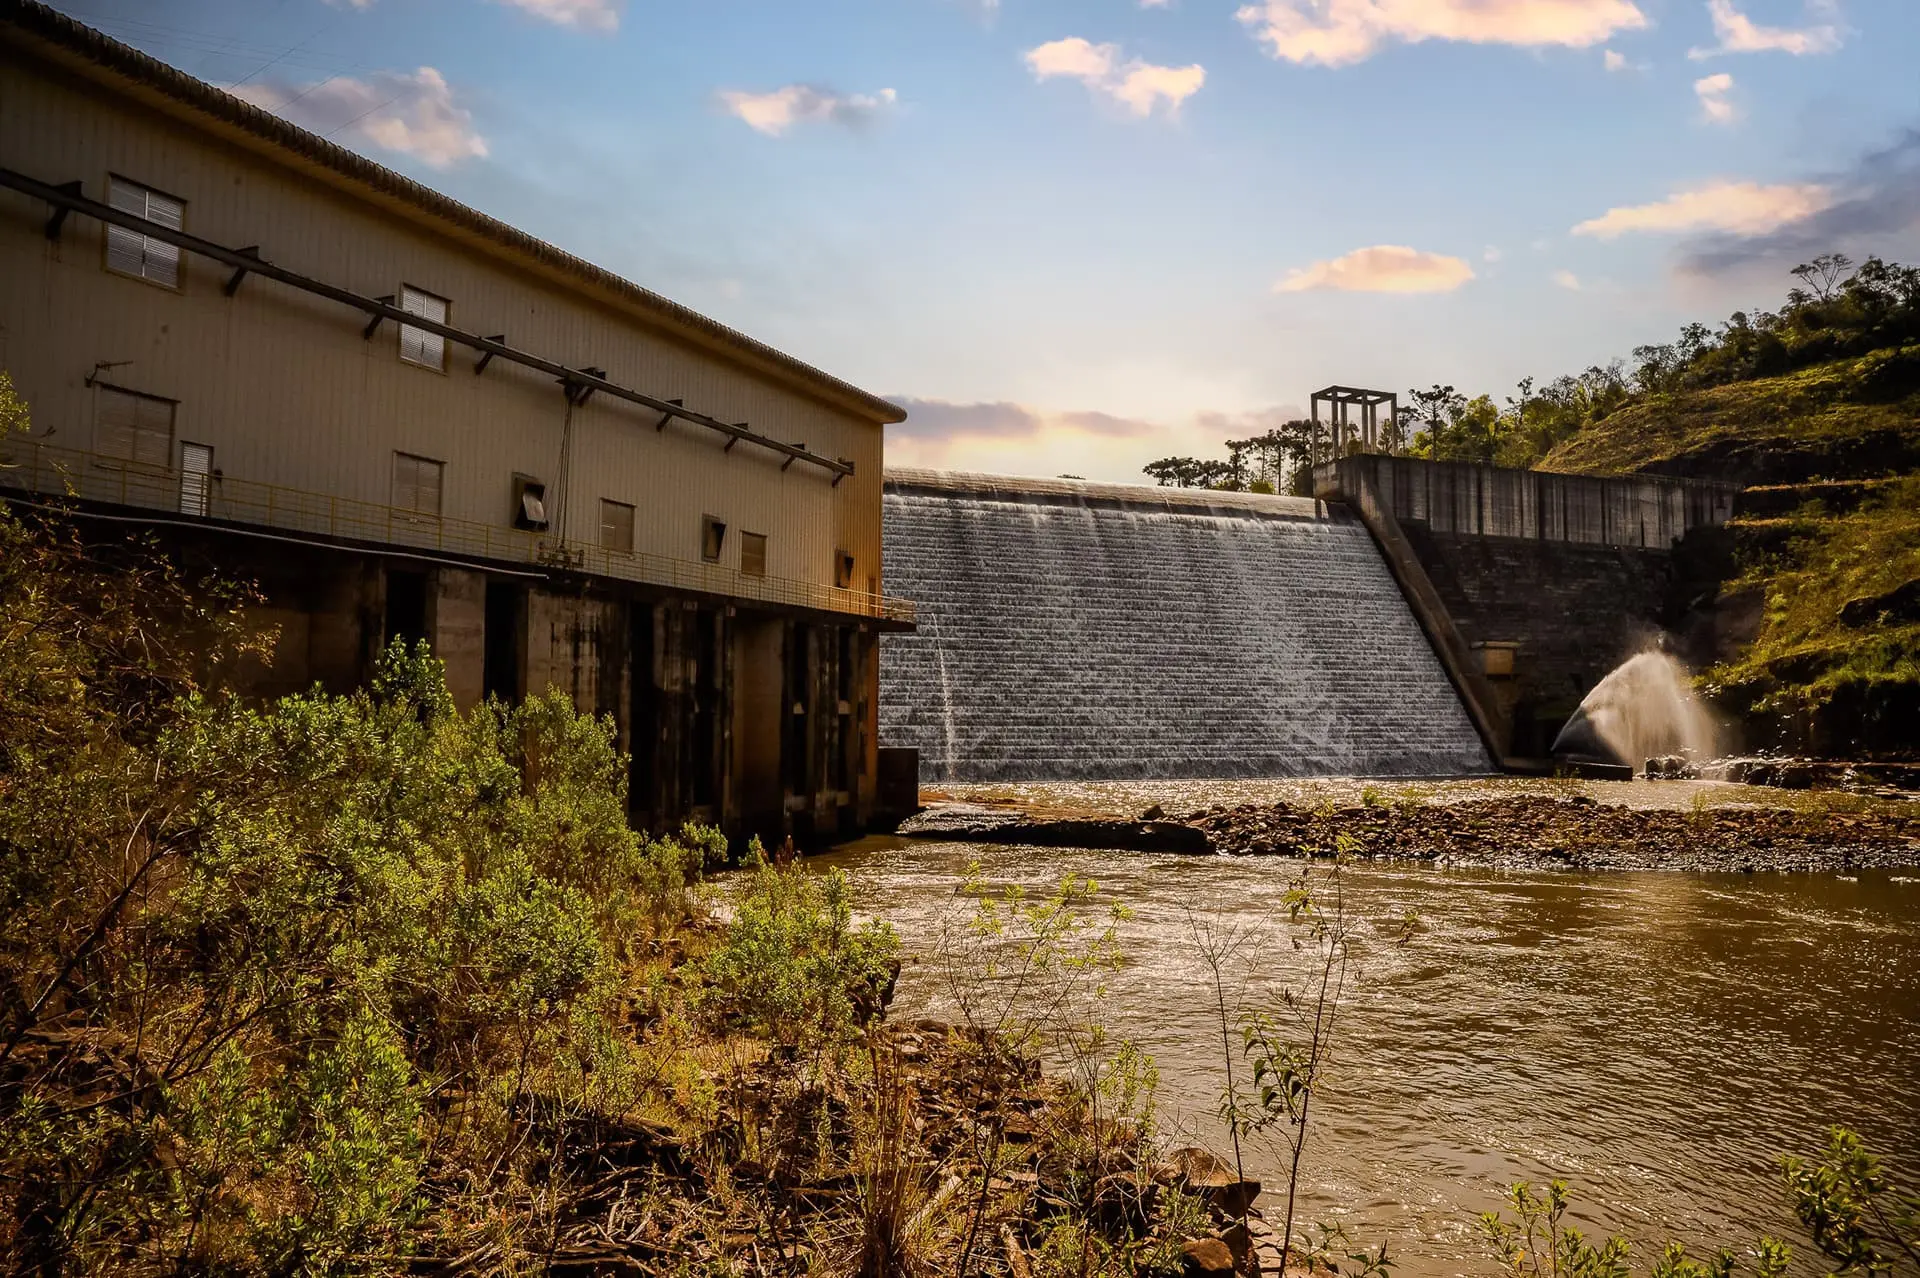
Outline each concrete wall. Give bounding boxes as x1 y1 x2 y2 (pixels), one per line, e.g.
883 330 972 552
1322 455 1737 548
1316 456 1739 760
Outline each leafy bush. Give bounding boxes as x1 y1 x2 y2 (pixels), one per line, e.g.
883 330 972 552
698 852 900 1050
0 462 730 1271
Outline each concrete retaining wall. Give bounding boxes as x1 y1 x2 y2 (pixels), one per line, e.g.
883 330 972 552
1315 456 1740 760
1322 456 1737 547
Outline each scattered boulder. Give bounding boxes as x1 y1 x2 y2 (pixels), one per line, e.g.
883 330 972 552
1156 1147 1262 1219
1181 1236 1238 1276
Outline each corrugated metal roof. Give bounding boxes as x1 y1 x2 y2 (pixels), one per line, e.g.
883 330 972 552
0 0 906 426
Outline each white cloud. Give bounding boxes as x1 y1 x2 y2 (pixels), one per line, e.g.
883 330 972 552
1603 48 1627 69
1274 244 1476 293
719 85 898 136
232 67 487 167
1483 245 1503 262
1552 269 1582 290
495 0 621 31
1694 72 1737 123
1235 0 1648 67
1572 179 1833 238
1689 0 1842 58
1024 37 1205 117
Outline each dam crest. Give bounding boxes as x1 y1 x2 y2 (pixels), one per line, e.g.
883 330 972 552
879 468 1492 782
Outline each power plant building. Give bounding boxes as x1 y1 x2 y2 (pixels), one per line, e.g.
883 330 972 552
0 1 914 843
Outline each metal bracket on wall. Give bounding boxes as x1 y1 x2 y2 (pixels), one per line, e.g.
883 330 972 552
654 399 684 431
0 166 858 480
361 296 394 340
222 246 262 296
474 335 506 375
563 366 607 406
42 180 82 240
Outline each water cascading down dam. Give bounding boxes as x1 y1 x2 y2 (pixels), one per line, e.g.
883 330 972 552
879 469 1493 781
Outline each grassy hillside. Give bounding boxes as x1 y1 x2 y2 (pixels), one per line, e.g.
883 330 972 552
1537 352 1920 755
1537 347 1920 483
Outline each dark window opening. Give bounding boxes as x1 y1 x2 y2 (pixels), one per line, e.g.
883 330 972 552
483 580 523 702
833 628 854 793
690 609 719 808
700 515 726 562
512 474 548 530
781 624 810 797
629 604 658 828
385 569 428 649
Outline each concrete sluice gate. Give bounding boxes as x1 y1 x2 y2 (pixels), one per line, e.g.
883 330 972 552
879 469 1493 782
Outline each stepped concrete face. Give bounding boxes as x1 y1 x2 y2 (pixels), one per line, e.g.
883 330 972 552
880 469 1493 782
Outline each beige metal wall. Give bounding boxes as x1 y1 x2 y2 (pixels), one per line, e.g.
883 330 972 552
0 46 888 597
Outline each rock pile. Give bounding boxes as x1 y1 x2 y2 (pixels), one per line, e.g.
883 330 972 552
1190 795 1920 872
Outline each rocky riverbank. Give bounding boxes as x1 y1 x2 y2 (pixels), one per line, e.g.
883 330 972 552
897 792 1920 872
1191 795 1920 871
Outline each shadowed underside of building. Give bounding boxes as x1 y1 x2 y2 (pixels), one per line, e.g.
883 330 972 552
0 2 914 844
878 469 1492 782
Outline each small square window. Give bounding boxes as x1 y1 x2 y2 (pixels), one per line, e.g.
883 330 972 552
105 177 183 289
95 385 175 468
392 451 444 516
399 285 448 371
700 515 726 562
741 532 767 578
600 499 634 554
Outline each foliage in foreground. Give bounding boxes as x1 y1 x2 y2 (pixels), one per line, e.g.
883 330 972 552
1481 1126 1918 1278
0 600 724 1270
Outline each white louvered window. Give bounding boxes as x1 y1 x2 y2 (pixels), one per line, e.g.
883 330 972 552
95 386 175 469
392 451 444 516
399 285 448 371
104 177 183 289
179 442 213 516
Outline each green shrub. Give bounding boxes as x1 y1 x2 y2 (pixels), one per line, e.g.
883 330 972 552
0 481 728 1273
698 853 900 1050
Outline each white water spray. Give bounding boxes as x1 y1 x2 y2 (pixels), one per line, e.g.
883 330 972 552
1553 651 1719 771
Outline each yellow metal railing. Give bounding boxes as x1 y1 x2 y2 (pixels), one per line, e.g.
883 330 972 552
0 439 915 625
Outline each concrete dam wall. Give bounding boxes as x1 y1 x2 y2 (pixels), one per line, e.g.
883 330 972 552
879 469 1492 782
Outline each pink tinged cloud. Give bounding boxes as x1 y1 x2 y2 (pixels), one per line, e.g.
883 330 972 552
1274 245 1476 293
1695 72 1737 123
1236 0 1649 67
1024 37 1206 117
231 67 487 167
1690 0 1842 58
719 85 898 136
1572 180 1833 238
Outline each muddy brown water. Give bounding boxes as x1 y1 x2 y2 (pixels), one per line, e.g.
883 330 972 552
812 830 1920 1277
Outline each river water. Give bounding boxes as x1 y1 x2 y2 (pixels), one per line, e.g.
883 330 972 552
814 837 1920 1276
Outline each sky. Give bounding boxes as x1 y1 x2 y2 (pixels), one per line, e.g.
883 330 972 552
55 0 1920 481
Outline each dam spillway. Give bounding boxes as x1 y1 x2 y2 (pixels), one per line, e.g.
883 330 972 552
879 469 1492 782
